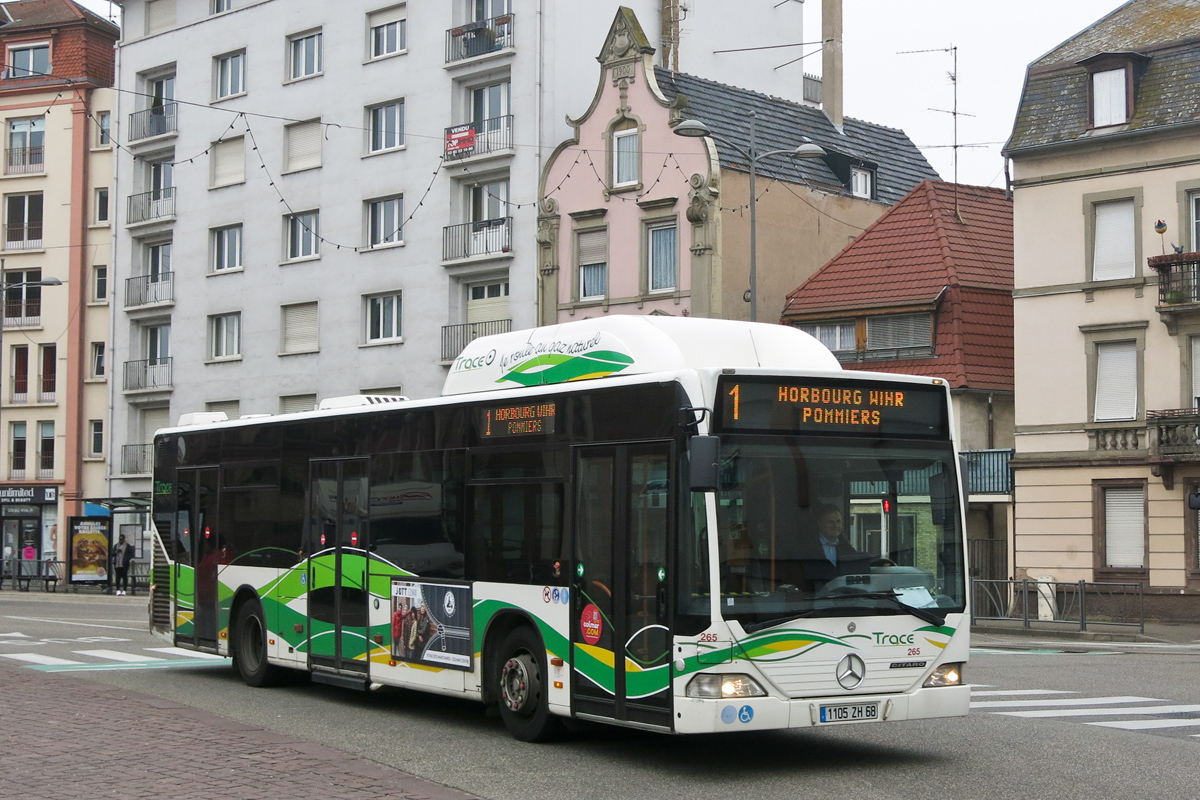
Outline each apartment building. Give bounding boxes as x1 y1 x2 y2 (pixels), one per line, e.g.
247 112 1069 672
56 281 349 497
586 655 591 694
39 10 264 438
1005 0 1200 618
0 0 116 564
107 0 824 503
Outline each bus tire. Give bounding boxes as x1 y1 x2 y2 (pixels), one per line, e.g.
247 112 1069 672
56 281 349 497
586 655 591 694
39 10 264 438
233 599 284 688
495 627 561 742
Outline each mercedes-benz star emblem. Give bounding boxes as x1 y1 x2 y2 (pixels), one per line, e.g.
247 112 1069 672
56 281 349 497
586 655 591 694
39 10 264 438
836 654 866 690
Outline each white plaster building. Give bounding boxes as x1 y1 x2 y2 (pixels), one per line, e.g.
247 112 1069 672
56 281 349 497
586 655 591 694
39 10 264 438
107 0 823 501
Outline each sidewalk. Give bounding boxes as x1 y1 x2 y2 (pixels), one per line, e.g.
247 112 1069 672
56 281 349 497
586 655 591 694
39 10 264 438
971 619 1200 646
0 662 483 800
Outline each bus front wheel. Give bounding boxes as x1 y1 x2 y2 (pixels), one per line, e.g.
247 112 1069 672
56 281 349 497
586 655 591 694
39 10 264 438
234 599 284 688
495 627 561 742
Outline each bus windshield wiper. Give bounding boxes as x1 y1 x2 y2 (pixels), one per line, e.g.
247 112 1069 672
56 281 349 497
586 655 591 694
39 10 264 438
741 607 850 633
823 591 945 627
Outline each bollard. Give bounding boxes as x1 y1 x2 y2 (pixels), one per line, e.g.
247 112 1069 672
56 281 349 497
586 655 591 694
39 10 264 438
1079 580 1087 632
1022 578 1030 628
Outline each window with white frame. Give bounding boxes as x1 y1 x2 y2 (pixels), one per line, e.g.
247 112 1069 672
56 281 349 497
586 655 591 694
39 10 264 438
8 44 49 78
209 312 241 360
9 422 26 477
215 51 245 99
38 344 55 401
613 127 639 187
1101 484 1145 570
365 292 402 342
578 229 607 299
866 313 932 350
851 167 873 199
211 0 232 14
37 420 54 477
369 6 407 59
90 342 106 378
1093 340 1137 422
3 268 43 323
96 112 111 146
280 393 317 413
281 302 319 353
368 101 404 153
211 137 245 187
285 119 321 171
1190 192 1200 252
213 225 243 272
10 345 27 402
88 420 104 458
289 30 322 80
92 266 107 302
798 321 856 352
648 222 677 292
368 196 403 247
8 117 44 172
5 193 43 248
95 188 109 223
1092 198 1135 281
286 211 319 260
1092 68 1126 127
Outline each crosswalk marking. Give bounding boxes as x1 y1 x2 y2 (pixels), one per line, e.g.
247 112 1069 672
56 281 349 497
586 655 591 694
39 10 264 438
1087 718 1200 731
145 646 225 660
73 649 166 663
971 689 1077 698
997 704 1200 719
971 695 1159 709
0 653 84 666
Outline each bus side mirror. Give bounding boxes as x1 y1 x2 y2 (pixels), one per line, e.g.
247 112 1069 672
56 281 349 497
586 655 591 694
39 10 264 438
929 473 953 526
689 436 720 492
1189 492 1200 511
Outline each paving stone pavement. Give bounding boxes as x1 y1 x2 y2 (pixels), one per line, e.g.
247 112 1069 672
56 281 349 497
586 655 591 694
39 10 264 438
0 662 483 800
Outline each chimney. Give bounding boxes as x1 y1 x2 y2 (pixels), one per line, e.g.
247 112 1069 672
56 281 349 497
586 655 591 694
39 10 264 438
822 0 843 130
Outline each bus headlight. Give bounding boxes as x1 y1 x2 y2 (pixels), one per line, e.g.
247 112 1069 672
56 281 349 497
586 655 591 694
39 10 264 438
923 663 963 687
686 674 768 699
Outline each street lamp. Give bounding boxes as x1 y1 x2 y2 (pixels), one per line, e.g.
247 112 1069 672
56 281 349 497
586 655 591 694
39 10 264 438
673 113 826 322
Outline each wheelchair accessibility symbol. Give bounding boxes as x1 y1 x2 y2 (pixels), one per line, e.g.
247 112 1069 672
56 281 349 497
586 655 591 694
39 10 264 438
738 705 754 723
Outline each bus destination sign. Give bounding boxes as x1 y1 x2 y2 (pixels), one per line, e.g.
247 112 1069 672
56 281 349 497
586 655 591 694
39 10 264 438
715 377 947 439
480 401 557 438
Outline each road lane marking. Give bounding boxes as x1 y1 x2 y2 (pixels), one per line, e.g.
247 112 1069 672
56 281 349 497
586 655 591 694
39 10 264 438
28 658 232 673
145 647 226 659
971 695 1160 709
1087 718 1200 730
0 632 30 638
971 690 1078 697
0 653 84 665
997 704 1200 718
73 649 167 663
3 616 148 632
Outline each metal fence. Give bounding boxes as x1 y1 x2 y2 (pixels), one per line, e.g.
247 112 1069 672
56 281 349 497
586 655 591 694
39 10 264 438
961 449 1014 494
121 443 154 475
5 145 44 175
0 558 64 591
968 538 1007 581
971 578 1144 633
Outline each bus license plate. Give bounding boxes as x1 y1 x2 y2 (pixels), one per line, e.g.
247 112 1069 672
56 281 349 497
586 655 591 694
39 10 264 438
819 702 879 724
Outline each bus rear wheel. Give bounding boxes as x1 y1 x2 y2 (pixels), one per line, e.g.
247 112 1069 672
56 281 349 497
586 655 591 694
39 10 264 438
496 627 561 742
234 599 284 688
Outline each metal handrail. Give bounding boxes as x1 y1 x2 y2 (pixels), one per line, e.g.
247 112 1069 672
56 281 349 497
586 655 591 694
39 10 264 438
129 103 178 141
442 217 512 261
123 358 173 391
5 145 44 175
446 13 515 62
970 577 1144 633
127 188 176 224
125 272 175 307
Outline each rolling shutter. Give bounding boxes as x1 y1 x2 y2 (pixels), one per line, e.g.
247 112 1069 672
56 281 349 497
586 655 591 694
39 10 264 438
1104 486 1144 569
282 302 319 353
286 121 322 171
206 400 240 419
866 313 931 350
1093 340 1137 421
142 407 170 441
146 0 176 33
212 137 244 187
280 394 317 414
1092 199 1135 281
370 5 407 26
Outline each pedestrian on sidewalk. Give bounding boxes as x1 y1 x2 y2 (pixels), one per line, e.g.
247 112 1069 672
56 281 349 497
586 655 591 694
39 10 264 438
112 534 135 596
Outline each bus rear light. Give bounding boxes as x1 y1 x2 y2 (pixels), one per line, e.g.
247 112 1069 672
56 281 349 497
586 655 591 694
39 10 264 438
686 674 767 699
550 657 564 667
923 663 963 687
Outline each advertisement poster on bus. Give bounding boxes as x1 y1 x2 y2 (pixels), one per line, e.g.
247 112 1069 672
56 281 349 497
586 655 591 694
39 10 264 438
391 579 473 671
67 517 111 584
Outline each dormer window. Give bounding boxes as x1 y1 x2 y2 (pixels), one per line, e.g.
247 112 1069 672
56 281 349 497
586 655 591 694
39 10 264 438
851 167 874 200
8 44 49 79
1091 68 1126 127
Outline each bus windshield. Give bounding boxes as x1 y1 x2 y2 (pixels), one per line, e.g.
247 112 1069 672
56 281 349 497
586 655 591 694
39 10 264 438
713 435 965 627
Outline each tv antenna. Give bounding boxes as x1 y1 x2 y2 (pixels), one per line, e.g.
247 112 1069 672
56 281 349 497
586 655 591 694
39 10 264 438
899 45 974 217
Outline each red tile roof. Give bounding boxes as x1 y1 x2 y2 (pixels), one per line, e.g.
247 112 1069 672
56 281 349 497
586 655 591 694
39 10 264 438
0 0 114 32
781 180 1013 391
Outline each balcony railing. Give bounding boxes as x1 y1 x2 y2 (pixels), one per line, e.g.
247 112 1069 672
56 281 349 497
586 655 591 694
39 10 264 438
445 115 513 160
1149 409 1200 460
129 103 177 142
38 380 54 403
1149 251 1200 306
123 358 172 391
961 449 1014 495
126 272 174 307
127 188 175 224
2 302 40 328
4 223 43 250
442 318 512 362
443 217 512 261
5 146 44 175
121 444 153 475
446 14 514 62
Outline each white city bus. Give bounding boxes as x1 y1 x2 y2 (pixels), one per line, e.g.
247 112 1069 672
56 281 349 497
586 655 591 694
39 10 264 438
148 317 969 740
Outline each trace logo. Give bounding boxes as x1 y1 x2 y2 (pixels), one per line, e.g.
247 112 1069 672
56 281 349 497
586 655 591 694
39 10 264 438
452 348 497 373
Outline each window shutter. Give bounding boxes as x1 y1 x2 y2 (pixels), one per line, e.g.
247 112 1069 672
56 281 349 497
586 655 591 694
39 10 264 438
146 0 177 33
207 400 240 419
280 394 317 414
282 302 319 353
212 137 244 187
142 407 170 441
286 121 322 171
1093 340 1137 421
1104 486 1144 569
370 5 407 26
578 229 607 266
1092 199 1135 281
866 313 931 349
1092 69 1125 127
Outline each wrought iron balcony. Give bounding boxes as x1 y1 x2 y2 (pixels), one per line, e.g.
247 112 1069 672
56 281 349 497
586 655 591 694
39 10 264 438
123 358 172 391
4 222 43 250
5 145 44 175
1149 409 1200 461
125 272 174 308
121 443 154 475
127 188 175 224
446 14 514 63
444 115 513 160
961 449 1014 495
443 217 512 261
2 301 40 328
1148 251 1200 307
129 103 177 142
442 318 512 362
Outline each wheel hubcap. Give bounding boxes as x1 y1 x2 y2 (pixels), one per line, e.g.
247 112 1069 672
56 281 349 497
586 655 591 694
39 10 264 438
501 654 534 714
242 617 262 671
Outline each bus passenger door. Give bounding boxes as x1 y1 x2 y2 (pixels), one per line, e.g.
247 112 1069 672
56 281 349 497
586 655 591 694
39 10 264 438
572 443 673 729
306 459 370 675
175 468 219 648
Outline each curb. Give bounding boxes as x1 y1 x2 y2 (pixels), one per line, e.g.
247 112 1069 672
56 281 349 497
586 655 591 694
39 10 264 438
970 624 1171 644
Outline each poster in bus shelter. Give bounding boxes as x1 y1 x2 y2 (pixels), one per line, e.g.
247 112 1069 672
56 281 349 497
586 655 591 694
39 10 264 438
68 517 111 584
391 579 473 671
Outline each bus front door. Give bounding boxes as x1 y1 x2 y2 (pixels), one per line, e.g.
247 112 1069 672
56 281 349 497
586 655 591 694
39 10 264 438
175 468 220 649
306 459 371 676
572 444 673 729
